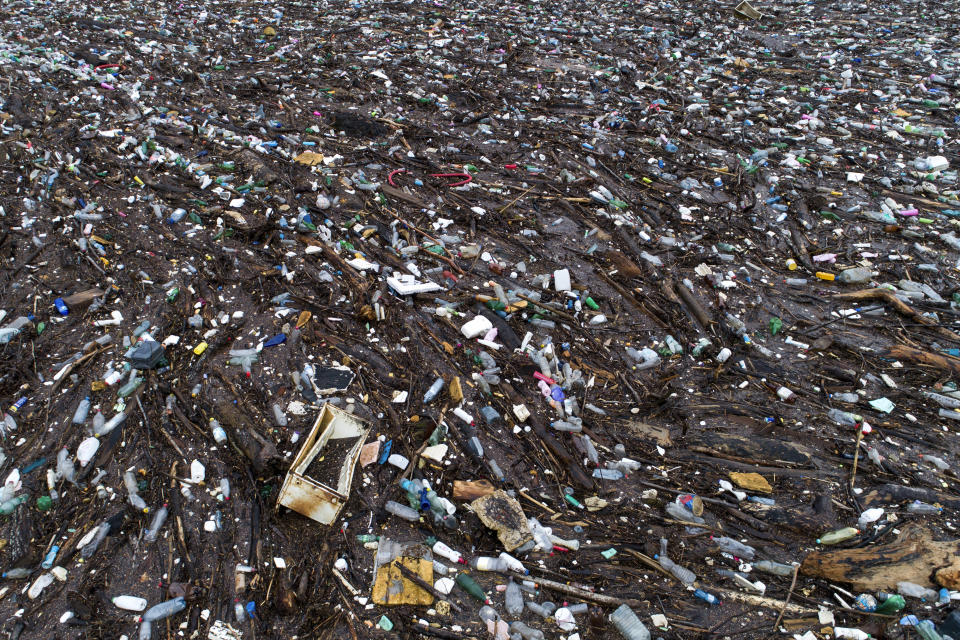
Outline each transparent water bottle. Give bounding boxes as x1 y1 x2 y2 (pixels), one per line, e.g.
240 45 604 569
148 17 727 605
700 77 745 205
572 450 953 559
384 500 419 522
505 579 523 616
655 538 695 585
609 604 650 640
712 536 755 560
72 397 91 424
144 505 168 542
142 596 186 621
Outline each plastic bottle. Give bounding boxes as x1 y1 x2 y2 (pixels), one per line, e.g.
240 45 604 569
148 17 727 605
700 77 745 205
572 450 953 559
752 560 795 577
139 621 152 640
665 501 706 525
41 546 59 569
455 572 490 604
113 595 148 611
76 437 99 467
385 500 420 521
96 411 127 436
609 604 651 640
142 597 186 621
28 572 54 599
906 501 941 515
423 377 445 403
144 505 168 542
694 589 720 605
471 556 509 572
0 496 26 515
431 541 464 564
526 601 553 618
817 527 859 545
505 579 523 615
897 581 938 600
498 552 528 574
210 419 226 443
655 538 696 585
509 621 545 640
124 471 149 512
593 468 624 480
234 600 245 623
874 593 905 614
72 397 91 424
272 404 288 427
57 448 77 484
92 410 105 434
81 520 111 559
2 567 32 579
827 409 860 427
712 536 756 560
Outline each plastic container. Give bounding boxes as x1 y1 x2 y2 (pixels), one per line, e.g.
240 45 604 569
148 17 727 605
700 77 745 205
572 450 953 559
505 579 523 615
712 536 756 560
609 604 651 640
385 500 420 522
113 595 148 611
817 527 859 545
142 597 186 621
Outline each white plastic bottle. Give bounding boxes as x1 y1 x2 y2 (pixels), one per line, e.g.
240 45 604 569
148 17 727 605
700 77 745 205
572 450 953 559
113 595 148 611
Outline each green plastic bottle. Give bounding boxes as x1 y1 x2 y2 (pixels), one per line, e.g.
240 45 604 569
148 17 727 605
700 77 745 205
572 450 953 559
874 594 905 614
816 527 859 545
455 572 490 604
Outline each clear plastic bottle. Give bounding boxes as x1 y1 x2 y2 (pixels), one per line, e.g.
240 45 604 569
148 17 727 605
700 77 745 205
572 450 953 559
752 560 795 577
210 418 226 443
57 448 77 484
142 596 186 621
509 621 545 640
609 604 651 640
144 505 168 542
593 468 624 480
272 404 288 427
906 501 942 515
665 502 706 525
92 410 105 434
712 536 756 560
72 397 91 424
505 579 523 616
827 408 860 427
124 471 149 512
655 538 696 585
423 377 444 403
385 500 419 521
96 411 126 436
81 520 111 558
897 581 938 601
27 572 54 599
526 601 553 618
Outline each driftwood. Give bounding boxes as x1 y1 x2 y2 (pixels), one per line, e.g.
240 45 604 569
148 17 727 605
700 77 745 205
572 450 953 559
689 432 812 467
800 524 960 590
885 344 960 376
833 288 960 341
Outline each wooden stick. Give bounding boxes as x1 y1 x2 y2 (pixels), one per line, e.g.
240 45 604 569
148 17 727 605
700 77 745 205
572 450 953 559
850 424 864 490
772 564 800 631
833 288 960 341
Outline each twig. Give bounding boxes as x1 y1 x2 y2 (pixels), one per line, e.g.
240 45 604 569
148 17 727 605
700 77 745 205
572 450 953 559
772 564 801 631
850 423 864 490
